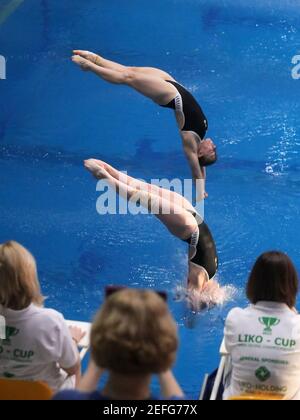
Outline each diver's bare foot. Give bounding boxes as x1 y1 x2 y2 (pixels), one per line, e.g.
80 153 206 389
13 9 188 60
94 159 110 171
73 50 102 66
84 159 110 179
72 55 93 71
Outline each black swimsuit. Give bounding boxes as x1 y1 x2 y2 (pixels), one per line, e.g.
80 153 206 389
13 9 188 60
184 211 218 280
161 80 208 141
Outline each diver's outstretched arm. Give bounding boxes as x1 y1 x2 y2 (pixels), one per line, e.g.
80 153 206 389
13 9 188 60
181 132 207 201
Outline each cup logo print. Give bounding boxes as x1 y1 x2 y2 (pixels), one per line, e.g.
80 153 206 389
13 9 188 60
2 326 19 345
259 317 280 335
255 366 271 382
0 55 6 80
0 316 5 340
292 55 300 80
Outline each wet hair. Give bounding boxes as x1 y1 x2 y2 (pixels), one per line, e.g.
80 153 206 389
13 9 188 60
0 241 45 310
91 289 178 375
198 151 217 167
247 251 299 308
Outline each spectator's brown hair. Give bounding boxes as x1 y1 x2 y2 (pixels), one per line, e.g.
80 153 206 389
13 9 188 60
247 251 299 308
91 289 178 375
0 241 44 310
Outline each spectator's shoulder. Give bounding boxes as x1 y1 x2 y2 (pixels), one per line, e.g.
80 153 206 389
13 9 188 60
53 391 99 401
31 306 67 332
41 307 65 322
226 307 246 325
53 390 79 401
153 395 186 400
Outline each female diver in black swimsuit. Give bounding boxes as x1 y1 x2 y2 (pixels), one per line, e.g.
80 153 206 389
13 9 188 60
72 50 217 201
84 159 222 307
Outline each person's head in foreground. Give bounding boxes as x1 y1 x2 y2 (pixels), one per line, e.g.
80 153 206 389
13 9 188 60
91 288 178 375
198 138 217 167
0 240 44 310
54 288 184 400
247 251 298 308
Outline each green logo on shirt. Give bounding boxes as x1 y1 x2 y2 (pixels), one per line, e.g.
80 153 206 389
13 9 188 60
259 317 280 335
1 326 19 345
3 372 15 379
255 366 271 382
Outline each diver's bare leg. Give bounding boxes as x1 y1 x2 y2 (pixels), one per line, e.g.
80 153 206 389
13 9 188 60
73 50 127 72
129 67 176 81
73 50 176 81
94 160 195 213
72 55 177 105
84 159 197 240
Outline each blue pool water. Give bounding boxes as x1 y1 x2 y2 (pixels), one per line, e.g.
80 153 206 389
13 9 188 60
0 0 300 398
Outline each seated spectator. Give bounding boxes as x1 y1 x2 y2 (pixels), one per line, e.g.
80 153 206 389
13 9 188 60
54 288 184 400
0 241 84 392
223 251 300 400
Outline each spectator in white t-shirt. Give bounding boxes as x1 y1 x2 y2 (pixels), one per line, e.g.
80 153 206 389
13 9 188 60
223 251 300 400
0 241 85 392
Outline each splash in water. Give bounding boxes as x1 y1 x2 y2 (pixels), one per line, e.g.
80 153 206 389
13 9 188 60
175 282 237 312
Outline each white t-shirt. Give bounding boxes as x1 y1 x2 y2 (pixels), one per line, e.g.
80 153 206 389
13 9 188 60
0 304 78 391
223 301 300 400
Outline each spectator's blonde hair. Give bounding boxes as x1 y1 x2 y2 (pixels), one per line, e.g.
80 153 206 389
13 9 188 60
0 241 44 310
91 289 178 375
